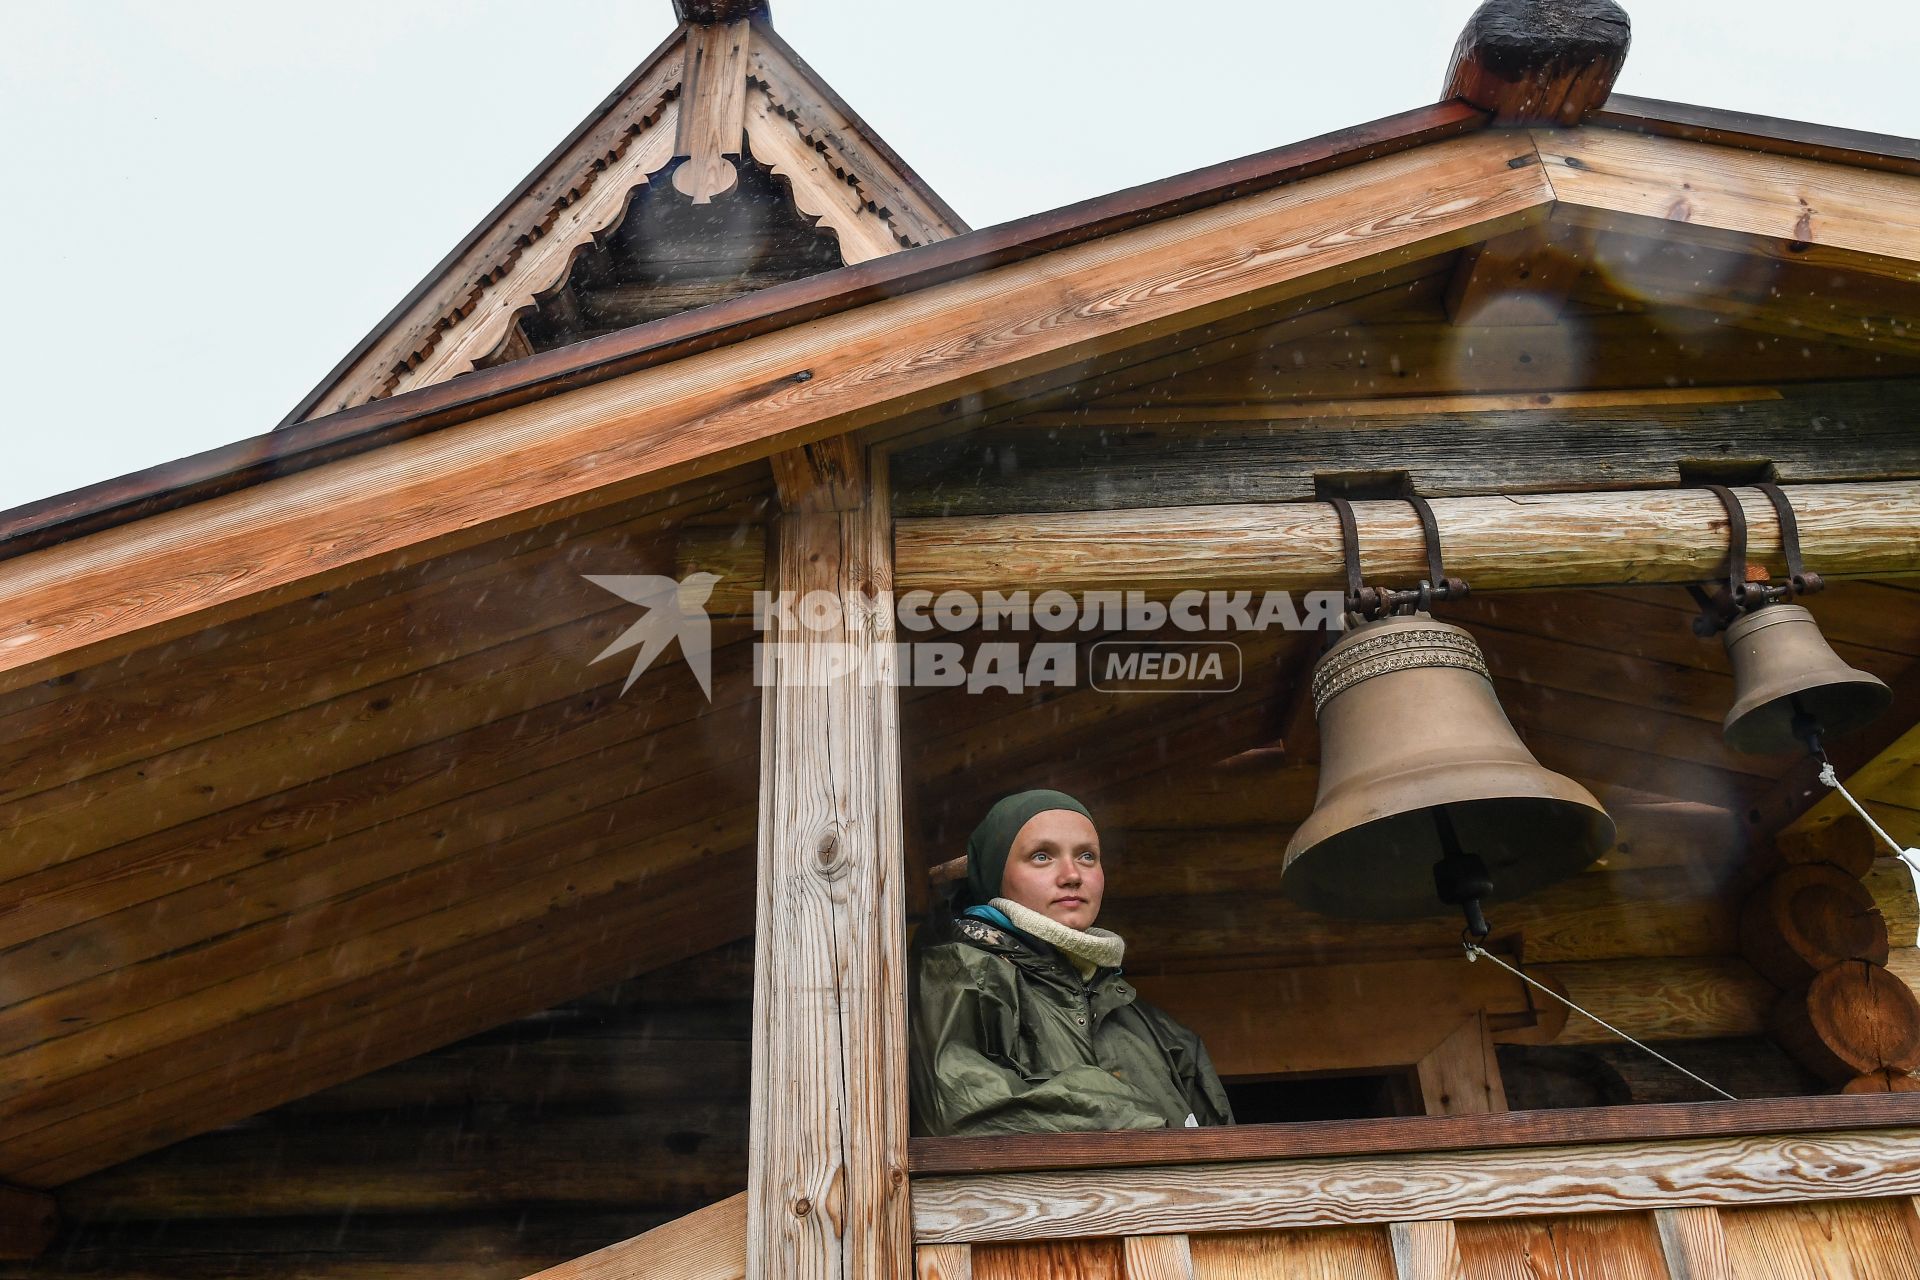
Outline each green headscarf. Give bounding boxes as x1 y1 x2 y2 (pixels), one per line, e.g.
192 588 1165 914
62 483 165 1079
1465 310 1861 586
958 789 1094 909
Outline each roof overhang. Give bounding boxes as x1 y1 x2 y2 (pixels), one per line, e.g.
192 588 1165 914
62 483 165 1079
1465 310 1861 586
5 110 1920 697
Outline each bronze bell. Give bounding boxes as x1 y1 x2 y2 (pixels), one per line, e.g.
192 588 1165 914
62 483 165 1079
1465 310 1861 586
1722 604 1891 755
1282 613 1615 919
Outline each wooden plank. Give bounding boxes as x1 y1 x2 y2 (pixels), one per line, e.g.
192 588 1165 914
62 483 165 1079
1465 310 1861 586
1444 226 1586 325
971 1240 1124 1280
745 90 902 264
916 1243 973 1280
396 103 682 394
1191 1226 1395 1279
1386 1222 1463 1280
1656 1206 1732 1280
673 21 751 204
1593 95 1920 181
295 34 686 420
521 1191 746 1280
1121 1235 1193 1280
1541 128 1920 281
1720 1198 1920 1280
1416 1015 1508 1117
907 1095 1920 1178
1455 1214 1668 1280
748 448 910 1279
891 481 1920 599
909 1128 1920 1244
0 128 1550 696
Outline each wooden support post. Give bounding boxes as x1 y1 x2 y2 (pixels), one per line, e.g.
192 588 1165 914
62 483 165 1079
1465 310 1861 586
749 442 911 1279
1444 0 1631 126
1416 1014 1509 1117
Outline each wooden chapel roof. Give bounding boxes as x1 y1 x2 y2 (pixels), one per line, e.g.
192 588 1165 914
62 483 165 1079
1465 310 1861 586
0 0 1919 1207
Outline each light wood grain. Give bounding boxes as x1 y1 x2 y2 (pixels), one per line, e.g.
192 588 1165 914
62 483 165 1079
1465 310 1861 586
1456 1213 1670 1280
748 449 910 1279
745 89 901 264
1416 1015 1508 1117
1721 1198 1920 1280
916 1243 973 1280
1387 1220 1464 1280
1656 1206 1732 1280
910 1128 1920 1243
0 131 1550 696
1122 1235 1193 1280
395 103 681 395
520 1191 745 1279
673 21 750 204
1189 1226 1394 1279
890 481 1920 599
1541 127 1920 279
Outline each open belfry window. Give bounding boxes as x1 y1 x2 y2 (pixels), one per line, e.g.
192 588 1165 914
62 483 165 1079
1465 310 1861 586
7 0 1920 1277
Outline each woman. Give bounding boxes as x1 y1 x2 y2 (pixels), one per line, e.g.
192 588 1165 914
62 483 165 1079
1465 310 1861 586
909 789 1234 1137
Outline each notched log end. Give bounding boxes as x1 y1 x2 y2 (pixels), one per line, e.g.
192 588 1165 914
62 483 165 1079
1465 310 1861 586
673 0 771 24
1445 0 1632 126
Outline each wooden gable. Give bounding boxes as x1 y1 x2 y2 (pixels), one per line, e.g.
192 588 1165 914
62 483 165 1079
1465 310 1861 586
284 12 964 422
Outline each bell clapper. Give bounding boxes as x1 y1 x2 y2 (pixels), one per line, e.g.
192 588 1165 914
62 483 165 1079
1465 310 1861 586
1430 807 1494 942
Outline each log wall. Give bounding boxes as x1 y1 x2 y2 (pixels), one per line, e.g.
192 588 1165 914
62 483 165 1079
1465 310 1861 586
0 945 753 1280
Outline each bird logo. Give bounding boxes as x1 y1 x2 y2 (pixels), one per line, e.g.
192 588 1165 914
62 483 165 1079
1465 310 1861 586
582 572 722 698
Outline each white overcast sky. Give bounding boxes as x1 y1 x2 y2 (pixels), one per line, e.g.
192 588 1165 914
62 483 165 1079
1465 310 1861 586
2 1 1916 513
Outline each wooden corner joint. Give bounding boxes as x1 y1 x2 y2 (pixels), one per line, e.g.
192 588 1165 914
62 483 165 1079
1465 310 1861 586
1444 0 1632 126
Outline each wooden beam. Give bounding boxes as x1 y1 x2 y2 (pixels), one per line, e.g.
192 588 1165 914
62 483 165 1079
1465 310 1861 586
0 1184 55 1261
889 480 1920 599
1654 1206 1732 1280
914 1243 972 1280
1541 127 1920 280
673 21 751 204
1416 1014 1509 1117
909 1126 1920 1243
520 1190 746 1280
749 447 911 1278
0 129 1547 697
1444 0 1631 126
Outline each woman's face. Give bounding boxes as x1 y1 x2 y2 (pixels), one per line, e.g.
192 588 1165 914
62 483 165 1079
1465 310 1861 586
999 809 1105 931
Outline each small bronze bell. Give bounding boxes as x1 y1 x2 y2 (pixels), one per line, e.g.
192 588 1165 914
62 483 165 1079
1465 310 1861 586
1282 613 1615 919
1722 604 1891 755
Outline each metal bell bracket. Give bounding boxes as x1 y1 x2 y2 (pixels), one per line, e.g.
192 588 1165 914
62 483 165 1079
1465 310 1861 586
1325 493 1471 630
1688 482 1826 637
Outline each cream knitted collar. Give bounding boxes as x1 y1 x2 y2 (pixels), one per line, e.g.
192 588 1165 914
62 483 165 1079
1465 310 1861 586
990 897 1125 978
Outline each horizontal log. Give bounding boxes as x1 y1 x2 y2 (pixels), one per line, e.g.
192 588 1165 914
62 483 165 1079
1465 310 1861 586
1444 0 1630 126
1771 960 1920 1083
893 481 1920 598
1740 863 1891 989
886 379 1920 518
910 1126 1920 1242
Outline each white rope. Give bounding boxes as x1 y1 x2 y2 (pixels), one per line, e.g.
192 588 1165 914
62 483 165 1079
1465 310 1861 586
1463 941 1738 1101
1818 762 1920 877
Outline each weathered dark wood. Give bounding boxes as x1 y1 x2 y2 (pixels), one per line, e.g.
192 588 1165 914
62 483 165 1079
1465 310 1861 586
674 0 769 22
889 379 1920 517
1498 1037 1822 1109
1446 0 1631 125
1595 94 1920 180
0 102 1486 562
0 1186 55 1261
906 1093 1920 1175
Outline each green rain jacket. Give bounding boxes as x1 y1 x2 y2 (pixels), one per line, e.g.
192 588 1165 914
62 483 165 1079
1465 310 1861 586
909 914 1234 1137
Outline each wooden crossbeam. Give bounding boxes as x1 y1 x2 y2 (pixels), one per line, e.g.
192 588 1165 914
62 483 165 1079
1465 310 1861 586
1444 0 1631 126
887 481 1920 599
